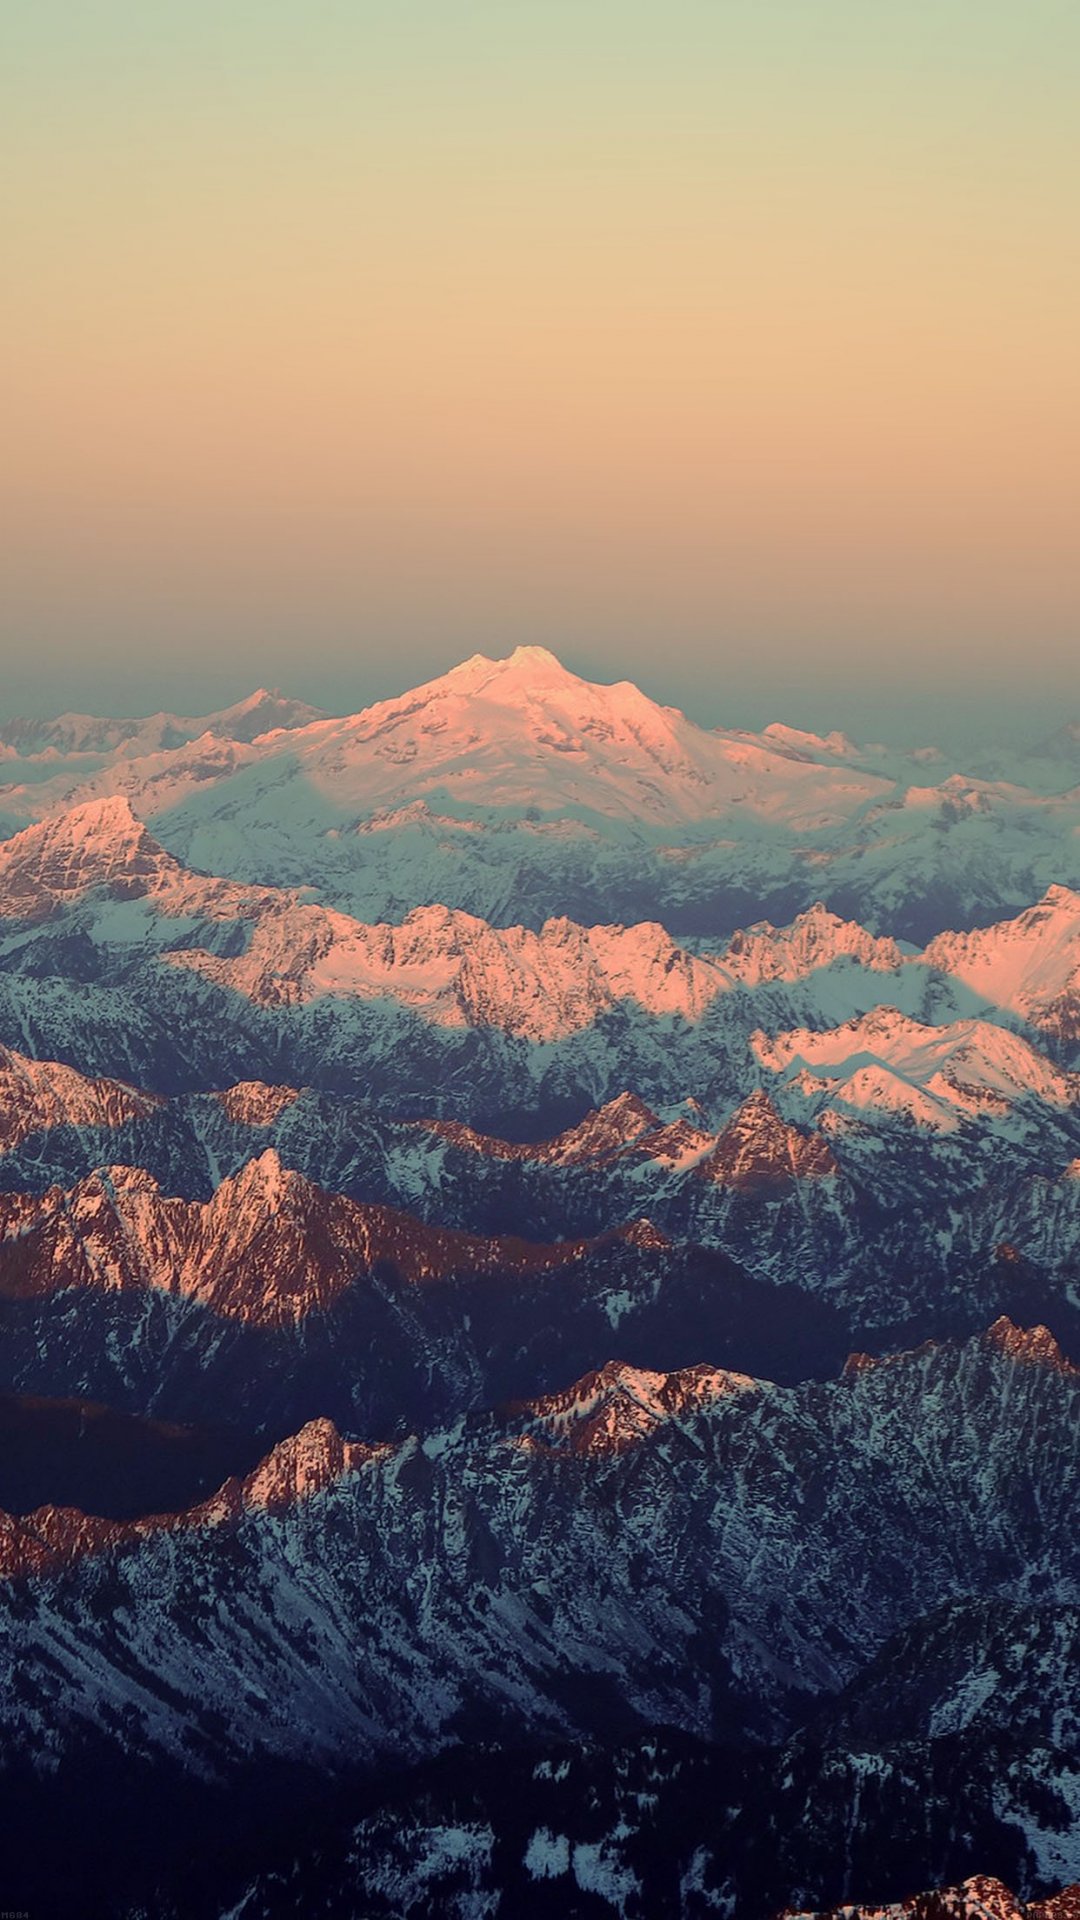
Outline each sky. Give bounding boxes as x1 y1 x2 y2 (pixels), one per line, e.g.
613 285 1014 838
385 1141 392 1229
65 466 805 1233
2 1 1079 739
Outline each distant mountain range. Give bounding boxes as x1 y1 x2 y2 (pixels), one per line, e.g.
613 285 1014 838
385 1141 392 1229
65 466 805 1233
3 648 1080 936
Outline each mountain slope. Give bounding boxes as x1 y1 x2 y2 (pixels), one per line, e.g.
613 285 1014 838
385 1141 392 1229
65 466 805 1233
1 1323 1077 1770
34 647 897 836
0 1154 849 1432
8 798 1080 1136
0 1043 159 1150
753 1009 1080 1137
1 1323 1079 1920
5 661 1080 1920
0 688 327 762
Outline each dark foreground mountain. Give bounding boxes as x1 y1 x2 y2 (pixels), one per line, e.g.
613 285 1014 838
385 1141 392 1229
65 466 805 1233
206 1742 1080 1920
0 1154 848 1431
0 1325 1078 1915
5 1067 1080 1366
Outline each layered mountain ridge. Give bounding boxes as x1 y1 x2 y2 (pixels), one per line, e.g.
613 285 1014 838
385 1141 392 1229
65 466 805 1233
2 1325 1080 1915
3 655 1080 1916
2 1321 1077 1746
0 1147 852 1434
2 1041 1080 1379
2 797 1080 1139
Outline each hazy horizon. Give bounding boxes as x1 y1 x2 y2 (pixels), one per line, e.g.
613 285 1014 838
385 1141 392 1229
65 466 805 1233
5 0 1078 738
0 637 1074 754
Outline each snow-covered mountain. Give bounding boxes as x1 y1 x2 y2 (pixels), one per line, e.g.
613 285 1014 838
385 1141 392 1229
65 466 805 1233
3 803 1080 1368
925 887 1080 1047
4 797 1080 1119
2 647 893 829
3 1324 1080 1916
4 1068 1079 1373
4 651 1080 936
3 1323 1078 1763
6 655 1080 1917
752 1008 1079 1136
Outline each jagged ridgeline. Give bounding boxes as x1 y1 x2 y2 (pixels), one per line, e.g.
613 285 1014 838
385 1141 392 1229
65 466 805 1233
1 654 1080 1917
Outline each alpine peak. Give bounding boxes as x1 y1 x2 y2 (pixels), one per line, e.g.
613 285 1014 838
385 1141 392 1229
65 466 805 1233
0 1417 375 1581
981 1317 1076 1373
0 795 173 919
697 1090 839 1187
437 644 585 698
507 1357 757 1455
0 1047 160 1152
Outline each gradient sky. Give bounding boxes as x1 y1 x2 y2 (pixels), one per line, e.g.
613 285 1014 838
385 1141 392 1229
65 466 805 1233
3 1 1079 737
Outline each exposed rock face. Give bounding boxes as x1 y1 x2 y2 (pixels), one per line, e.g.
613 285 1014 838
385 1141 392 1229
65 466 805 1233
0 797 174 919
781 1878 1080 1918
0 1150 621 1325
4 1060 1080 1376
0 1044 159 1151
504 1357 756 1455
211 1081 302 1127
696 1089 839 1187
723 902 905 984
0 1155 849 1433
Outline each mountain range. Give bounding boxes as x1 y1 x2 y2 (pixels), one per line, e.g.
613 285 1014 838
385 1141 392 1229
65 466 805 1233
4 648 1080 937
4 1325 1080 1915
1 649 1078 1917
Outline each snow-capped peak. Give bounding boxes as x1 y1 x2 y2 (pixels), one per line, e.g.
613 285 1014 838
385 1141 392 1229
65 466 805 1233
82 644 891 847
45 793 144 843
204 687 330 741
923 886 1080 1038
440 644 581 693
762 722 861 761
722 902 904 985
